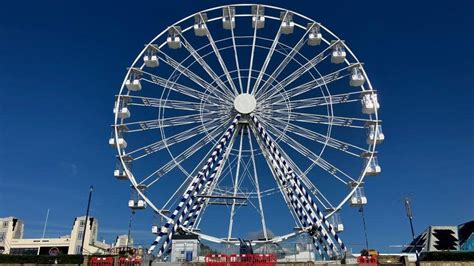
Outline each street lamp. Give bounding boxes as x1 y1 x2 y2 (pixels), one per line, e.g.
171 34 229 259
404 197 419 265
80 186 94 255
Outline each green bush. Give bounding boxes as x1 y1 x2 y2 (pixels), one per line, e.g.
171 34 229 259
420 251 474 261
0 254 84 264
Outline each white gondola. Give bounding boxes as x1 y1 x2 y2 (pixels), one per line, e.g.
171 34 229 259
167 26 182 49
222 7 235 30
194 13 208 36
194 23 207 36
366 124 384 145
167 36 181 49
128 199 146 210
252 5 265 29
152 225 159 234
307 23 322 46
350 187 367 207
136 199 146 209
114 169 127 180
350 67 365 87
361 93 380 114
125 79 141 91
331 42 346 64
328 212 344 232
280 12 294 34
252 16 265 29
109 137 127 149
113 106 130 119
365 156 381 176
143 55 159 68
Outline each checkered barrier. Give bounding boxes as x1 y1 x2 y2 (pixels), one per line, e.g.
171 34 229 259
250 114 345 255
148 115 241 256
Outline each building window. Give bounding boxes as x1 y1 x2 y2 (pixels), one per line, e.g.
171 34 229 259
79 220 85 226
75 245 81 254
77 231 83 240
2 222 8 228
0 232 5 241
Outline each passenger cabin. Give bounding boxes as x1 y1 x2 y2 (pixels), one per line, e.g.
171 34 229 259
362 152 381 176
307 23 322 46
167 27 182 49
113 106 130 119
331 41 346 64
194 13 208 36
128 199 146 210
109 137 127 149
328 211 344 232
361 92 380 114
252 5 265 29
222 6 236 30
114 169 127 180
280 12 294 34
350 66 365 87
350 186 367 207
125 79 141 91
366 124 384 145
143 55 159 68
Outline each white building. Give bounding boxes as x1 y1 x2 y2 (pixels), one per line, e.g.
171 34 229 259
0 217 24 254
1 216 110 255
170 235 200 263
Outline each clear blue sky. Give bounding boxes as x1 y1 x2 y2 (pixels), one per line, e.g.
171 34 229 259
0 0 472 253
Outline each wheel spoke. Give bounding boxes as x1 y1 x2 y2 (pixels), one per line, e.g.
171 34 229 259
124 118 221 160
273 111 372 129
245 7 261 94
228 7 244 93
120 113 219 133
258 118 335 209
158 51 234 103
263 62 357 104
123 95 220 111
145 115 235 193
257 41 341 102
269 91 363 110
249 10 286 95
265 120 356 184
200 14 240 96
254 24 312 97
270 117 368 157
173 27 236 99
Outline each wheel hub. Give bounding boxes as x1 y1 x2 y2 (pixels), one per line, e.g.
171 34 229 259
233 93 256 114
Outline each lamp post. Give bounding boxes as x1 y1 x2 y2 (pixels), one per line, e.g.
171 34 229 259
404 197 419 265
359 206 369 251
80 186 94 255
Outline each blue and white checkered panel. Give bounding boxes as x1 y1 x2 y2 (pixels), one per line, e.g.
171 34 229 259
148 115 241 255
265 149 328 257
250 114 345 253
181 151 230 228
260 131 332 257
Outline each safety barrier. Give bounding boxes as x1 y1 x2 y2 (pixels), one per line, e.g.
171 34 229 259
357 255 377 266
90 257 114 266
119 257 142 266
205 254 228 266
205 254 276 266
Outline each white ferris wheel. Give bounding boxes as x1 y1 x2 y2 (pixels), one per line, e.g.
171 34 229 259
110 4 384 259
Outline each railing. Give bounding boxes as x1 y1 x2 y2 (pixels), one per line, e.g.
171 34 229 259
89 256 141 266
205 254 276 266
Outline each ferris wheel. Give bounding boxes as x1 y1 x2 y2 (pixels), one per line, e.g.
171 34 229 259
110 4 384 259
